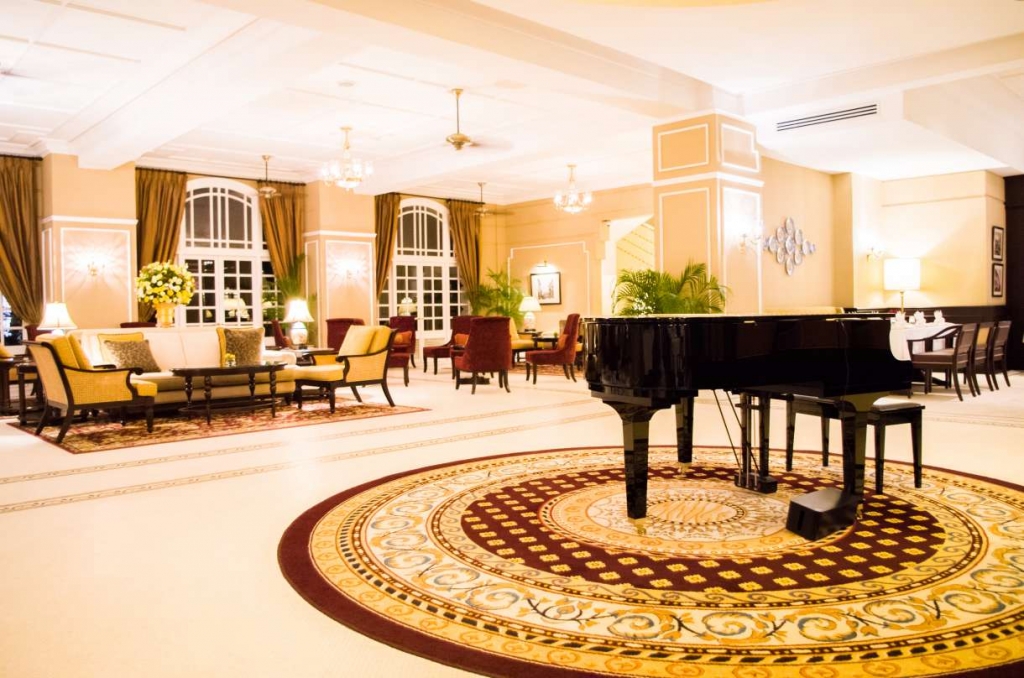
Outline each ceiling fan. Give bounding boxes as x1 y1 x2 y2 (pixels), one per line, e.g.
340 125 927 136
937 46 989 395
257 155 278 199
474 182 513 217
445 88 475 151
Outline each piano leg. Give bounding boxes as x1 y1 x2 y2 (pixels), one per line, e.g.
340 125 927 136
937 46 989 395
838 399 870 499
674 396 695 471
735 392 778 493
607 403 658 521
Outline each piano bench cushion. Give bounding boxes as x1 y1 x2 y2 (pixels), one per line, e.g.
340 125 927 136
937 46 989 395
871 400 924 414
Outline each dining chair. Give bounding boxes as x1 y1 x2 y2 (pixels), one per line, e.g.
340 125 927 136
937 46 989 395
970 322 996 393
909 323 976 401
989 320 1012 389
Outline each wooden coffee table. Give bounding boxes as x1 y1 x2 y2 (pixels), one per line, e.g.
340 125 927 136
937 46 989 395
171 363 286 424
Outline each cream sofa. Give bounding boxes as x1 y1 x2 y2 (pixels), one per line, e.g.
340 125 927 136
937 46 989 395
69 327 297 406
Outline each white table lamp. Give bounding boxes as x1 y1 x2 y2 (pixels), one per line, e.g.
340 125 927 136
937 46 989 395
519 296 541 332
283 299 315 347
883 258 920 314
39 302 77 336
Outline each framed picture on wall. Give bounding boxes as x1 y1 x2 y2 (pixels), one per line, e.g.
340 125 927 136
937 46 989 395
992 226 1004 261
992 263 1004 298
530 272 561 305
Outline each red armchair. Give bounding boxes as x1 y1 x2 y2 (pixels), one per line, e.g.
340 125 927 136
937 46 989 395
388 316 417 368
524 314 581 384
423 315 476 374
269 319 293 349
453 316 512 394
325 318 365 352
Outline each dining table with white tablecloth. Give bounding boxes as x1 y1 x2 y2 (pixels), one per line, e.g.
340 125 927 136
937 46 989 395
889 321 958 361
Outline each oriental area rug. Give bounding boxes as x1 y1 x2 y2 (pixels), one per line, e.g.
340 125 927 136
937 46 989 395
279 446 1024 678
11 400 425 454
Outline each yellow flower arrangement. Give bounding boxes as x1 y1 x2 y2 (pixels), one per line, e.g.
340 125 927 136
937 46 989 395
136 262 196 305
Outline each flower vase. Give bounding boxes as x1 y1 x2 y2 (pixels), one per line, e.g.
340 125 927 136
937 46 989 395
154 302 177 328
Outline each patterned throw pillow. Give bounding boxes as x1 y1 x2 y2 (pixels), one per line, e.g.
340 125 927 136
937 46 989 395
103 339 161 373
222 327 264 366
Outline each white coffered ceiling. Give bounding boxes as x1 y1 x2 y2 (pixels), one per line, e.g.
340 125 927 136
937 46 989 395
1 0 1023 204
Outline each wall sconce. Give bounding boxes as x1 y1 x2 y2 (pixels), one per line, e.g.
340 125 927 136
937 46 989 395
738 232 763 253
866 246 885 261
534 260 555 272
331 258 366 283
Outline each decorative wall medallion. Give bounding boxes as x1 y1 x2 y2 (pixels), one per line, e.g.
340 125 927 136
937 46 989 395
764 217 815 275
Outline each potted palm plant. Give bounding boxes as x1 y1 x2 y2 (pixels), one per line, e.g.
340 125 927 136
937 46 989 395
613 262 728 315
467 269 525 327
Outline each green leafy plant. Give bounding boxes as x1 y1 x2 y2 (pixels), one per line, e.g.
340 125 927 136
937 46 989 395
613 262 728 316
468 269 525 326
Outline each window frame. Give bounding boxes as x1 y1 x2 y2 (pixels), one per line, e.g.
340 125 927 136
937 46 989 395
178 178 273 333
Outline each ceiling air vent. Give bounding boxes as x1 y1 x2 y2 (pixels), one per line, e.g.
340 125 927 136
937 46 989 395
776 104 878 132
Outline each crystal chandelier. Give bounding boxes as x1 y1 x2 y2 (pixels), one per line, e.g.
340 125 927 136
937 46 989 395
321 126 373 191
553 164 592 215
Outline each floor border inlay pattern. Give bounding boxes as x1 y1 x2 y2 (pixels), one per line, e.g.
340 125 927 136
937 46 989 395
0 399 597 486
0 411 610 515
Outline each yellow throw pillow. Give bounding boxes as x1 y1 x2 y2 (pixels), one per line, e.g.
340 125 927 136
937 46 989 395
0 344 11 359
454 333 470 348
338 325 376 356
97 332 144 365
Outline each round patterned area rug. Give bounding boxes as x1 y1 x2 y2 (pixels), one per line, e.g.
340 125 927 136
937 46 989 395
279 447 1024 677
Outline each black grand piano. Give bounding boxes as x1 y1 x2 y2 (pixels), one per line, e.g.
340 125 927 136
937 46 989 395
584 313 913 539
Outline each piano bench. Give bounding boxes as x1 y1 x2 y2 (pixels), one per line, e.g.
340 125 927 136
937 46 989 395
785 396 924 494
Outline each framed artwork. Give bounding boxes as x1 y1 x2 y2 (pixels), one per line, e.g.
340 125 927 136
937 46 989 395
992 226 1004 261
992 263 1004 298
530 272 561 305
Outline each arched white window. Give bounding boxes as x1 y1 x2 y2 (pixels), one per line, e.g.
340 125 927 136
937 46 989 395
178 178 280 332
378 199 466 340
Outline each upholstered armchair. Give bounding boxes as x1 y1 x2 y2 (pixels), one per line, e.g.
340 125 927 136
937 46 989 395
524 314 581 384
453 316 512 394
270 319 293 350
26 336 156 443
325 318 365 352
423 315 476 374
509 318 535 363
293 325 396 411
388 316 417 368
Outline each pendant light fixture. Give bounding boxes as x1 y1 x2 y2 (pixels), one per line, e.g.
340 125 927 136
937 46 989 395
257 155 278 199
321 126 373 191
553 164 592 215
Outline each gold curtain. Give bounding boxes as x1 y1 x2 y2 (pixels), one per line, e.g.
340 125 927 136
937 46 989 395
374 193 400 297
259 182 305 284
0 156 43 325
136 168 187 319
447 199 480 296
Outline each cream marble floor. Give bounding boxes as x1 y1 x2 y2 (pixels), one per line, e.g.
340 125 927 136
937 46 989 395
1 367 1022 678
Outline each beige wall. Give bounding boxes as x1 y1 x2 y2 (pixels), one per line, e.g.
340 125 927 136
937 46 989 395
759 157 835 311
501 184 652 331
40 155 138 329
864 171 1005 308
303 183 376 340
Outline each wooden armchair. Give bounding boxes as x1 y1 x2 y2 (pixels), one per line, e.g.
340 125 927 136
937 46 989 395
524 314 581 384
293 326 396 411
909 323 977 401
26 337 156 443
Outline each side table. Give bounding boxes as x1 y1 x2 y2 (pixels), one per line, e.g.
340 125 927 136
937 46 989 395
17 362 43 426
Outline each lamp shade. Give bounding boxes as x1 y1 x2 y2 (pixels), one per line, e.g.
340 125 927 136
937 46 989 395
283 299 314 324
883 258 920 292
519 296 542 313
39 302 77 331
